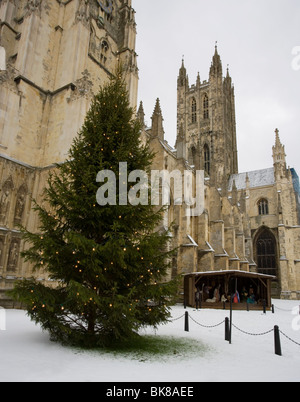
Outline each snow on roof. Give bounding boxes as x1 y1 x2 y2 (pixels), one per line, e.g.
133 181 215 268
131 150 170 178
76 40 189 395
184 269 276 279
228 168 275 191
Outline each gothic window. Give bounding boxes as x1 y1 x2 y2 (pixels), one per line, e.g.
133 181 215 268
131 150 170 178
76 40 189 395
256 230 277 276
191 98 197 124
100 40 109 64
203 94 209 119
101 40 109 52
258 199 269 215
204 144 210 175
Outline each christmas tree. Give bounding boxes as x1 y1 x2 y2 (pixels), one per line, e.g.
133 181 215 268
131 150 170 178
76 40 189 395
10 67 178 348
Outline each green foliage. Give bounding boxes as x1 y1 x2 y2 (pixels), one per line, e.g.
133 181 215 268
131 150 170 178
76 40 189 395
10 67 179 348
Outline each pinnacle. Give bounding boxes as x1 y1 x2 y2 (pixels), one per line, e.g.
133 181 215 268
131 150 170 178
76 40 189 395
153 98 162 116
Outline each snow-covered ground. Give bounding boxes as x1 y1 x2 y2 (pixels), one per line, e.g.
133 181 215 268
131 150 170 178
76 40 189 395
1 300 300 382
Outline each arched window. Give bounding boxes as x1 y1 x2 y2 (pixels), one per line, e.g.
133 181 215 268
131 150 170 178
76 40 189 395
203 94 209 119
256 229 277 276
258 199 269 215
204 144 210 175
191 98 197 124
100 40 109 64
101 40 109 52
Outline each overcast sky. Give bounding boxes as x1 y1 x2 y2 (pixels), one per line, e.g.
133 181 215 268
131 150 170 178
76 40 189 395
133 0 300 175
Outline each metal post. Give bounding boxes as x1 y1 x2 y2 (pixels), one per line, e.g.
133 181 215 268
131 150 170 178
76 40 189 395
225 317 230 341
274 325 282 356
272 304 275 314
229 296 232 344
263 299 266 314
184 311 189 332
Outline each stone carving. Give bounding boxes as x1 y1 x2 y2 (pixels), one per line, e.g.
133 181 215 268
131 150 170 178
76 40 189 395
7 240 19 271
14 185 27 224
0 177 14 225
0 64 19 94
76 0 90 25
24 0 42 17
0 190 10 217
67 69 94 102
15 194 25 220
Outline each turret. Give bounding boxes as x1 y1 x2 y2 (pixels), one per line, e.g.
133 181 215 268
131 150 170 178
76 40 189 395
209 44 223 79
177 59 189 148
177 58 189 88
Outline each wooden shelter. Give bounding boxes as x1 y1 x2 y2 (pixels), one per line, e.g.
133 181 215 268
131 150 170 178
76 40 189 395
184 270 276 309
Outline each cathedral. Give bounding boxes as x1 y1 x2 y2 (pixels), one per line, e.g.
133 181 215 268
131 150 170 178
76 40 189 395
0 0 299 307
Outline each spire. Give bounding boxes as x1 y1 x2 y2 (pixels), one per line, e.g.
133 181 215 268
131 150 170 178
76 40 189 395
274 128 282 148
226 64 230 78
224 64 232 88
273 128 286 163
178 57 188 87
209 43 222 78
151 98 164 140
232 179 238 205
153 97 162 116
272 128 287 179
137 101 145 127
179 58 186 77
196 72 201 88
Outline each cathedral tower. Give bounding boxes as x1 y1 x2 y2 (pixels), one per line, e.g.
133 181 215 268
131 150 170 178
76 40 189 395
176 46 238 186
